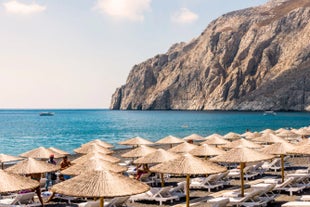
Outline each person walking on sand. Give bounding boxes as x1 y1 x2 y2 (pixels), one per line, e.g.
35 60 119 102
45 154 57 191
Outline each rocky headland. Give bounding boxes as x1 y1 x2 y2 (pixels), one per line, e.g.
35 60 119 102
110 0 310 111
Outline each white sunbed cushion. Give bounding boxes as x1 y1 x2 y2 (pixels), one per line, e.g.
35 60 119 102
0 198 15 205
282 201 310 207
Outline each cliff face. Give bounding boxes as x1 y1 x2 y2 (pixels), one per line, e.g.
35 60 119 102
110 0 310 111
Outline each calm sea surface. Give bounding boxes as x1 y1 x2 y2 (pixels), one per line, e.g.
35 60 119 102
0 109 309 156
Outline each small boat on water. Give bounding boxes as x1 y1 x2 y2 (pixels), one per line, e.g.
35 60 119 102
39 112 55 116
263 111 276 116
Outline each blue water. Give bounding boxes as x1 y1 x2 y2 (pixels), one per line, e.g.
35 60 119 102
0 109 309 156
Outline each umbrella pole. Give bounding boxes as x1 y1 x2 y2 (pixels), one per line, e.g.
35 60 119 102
170 144 173 148
161 173 165 187
281 154 284 183
1 162 3 170
240 162 245 197
100 197 104 207
186 174 190 207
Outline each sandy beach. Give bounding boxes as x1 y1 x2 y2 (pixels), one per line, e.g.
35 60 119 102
33 144 310 207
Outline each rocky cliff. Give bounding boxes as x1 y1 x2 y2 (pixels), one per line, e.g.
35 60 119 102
110 0 310 111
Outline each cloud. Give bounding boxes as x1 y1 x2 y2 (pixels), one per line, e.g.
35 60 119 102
3 0 46 15
95 0 151 22
171 8 198 24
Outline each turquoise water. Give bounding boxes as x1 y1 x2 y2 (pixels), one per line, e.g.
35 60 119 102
0 109 309 156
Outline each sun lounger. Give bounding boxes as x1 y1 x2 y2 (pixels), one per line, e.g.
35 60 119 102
281 201 310 207
207 197 229 207
262 158 281 172
104 196 129 207
78 200 100 207
272 177 305 196
129 186 179 205
169 182 186 199
190 174 224 192
226 188 265 207
0 192 36 206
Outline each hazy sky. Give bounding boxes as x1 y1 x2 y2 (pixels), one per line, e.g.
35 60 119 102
0 0 268 109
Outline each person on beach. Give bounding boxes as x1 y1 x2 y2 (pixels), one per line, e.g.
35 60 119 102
59 155 71 180
135 164 149 180
45 154 57 191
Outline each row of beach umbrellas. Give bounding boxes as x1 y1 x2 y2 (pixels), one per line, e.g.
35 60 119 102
1 126 310 207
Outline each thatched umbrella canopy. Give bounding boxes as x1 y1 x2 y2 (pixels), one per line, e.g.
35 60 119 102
0 169 39 193
260 142 296 182
118 136 153 146
210 147 274 197
241 132 261 140
189 144 225 157
183 134 205 141
277 130 299 139
168 142 197 153
74 144 114 155
0 169 44 205
72 152 120 164
294 128 310 138
5 157 60 174
20 147 64 159
0 154 23 169
275 128 288 134
82 139 114 149
201 134 229 146
288 144 310 155
223 138 262 149
49 147 70 155
260 129 275 134
61 158 127 176
223 132 241 140
133 149 180 165
155 135 184 148
51 170 150 207
295 138 310 146
121 145 157 158
150 153 226 207
134 148 181 187
253 133 286 144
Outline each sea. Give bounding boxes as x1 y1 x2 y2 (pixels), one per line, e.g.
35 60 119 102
0 109 309 156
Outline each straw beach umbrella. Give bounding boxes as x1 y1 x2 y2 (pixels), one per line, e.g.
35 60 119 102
61 158 126 176
150 153 226 207
294 128 310 138
118 136 153 146
183 134 205 141
201 134 229 146
51 170 150 207
0 169 43 205
189 144 225 157
155 135 184 148
49 147 70 155
260 142 295 182
72 152 120 164
168 142 197 153
74 144 114 155
288 144 310 155
223 132 241 140
260 129 275 134
121 145 156 158
20 146 64 159
0 154 23 169
134 149 180 165
134 148 181 186
223 138 262 149
82 139 114 148
241 132 261 140
253 133 286 144
0 169 39 193
5 157 60 174
210 147 274 197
